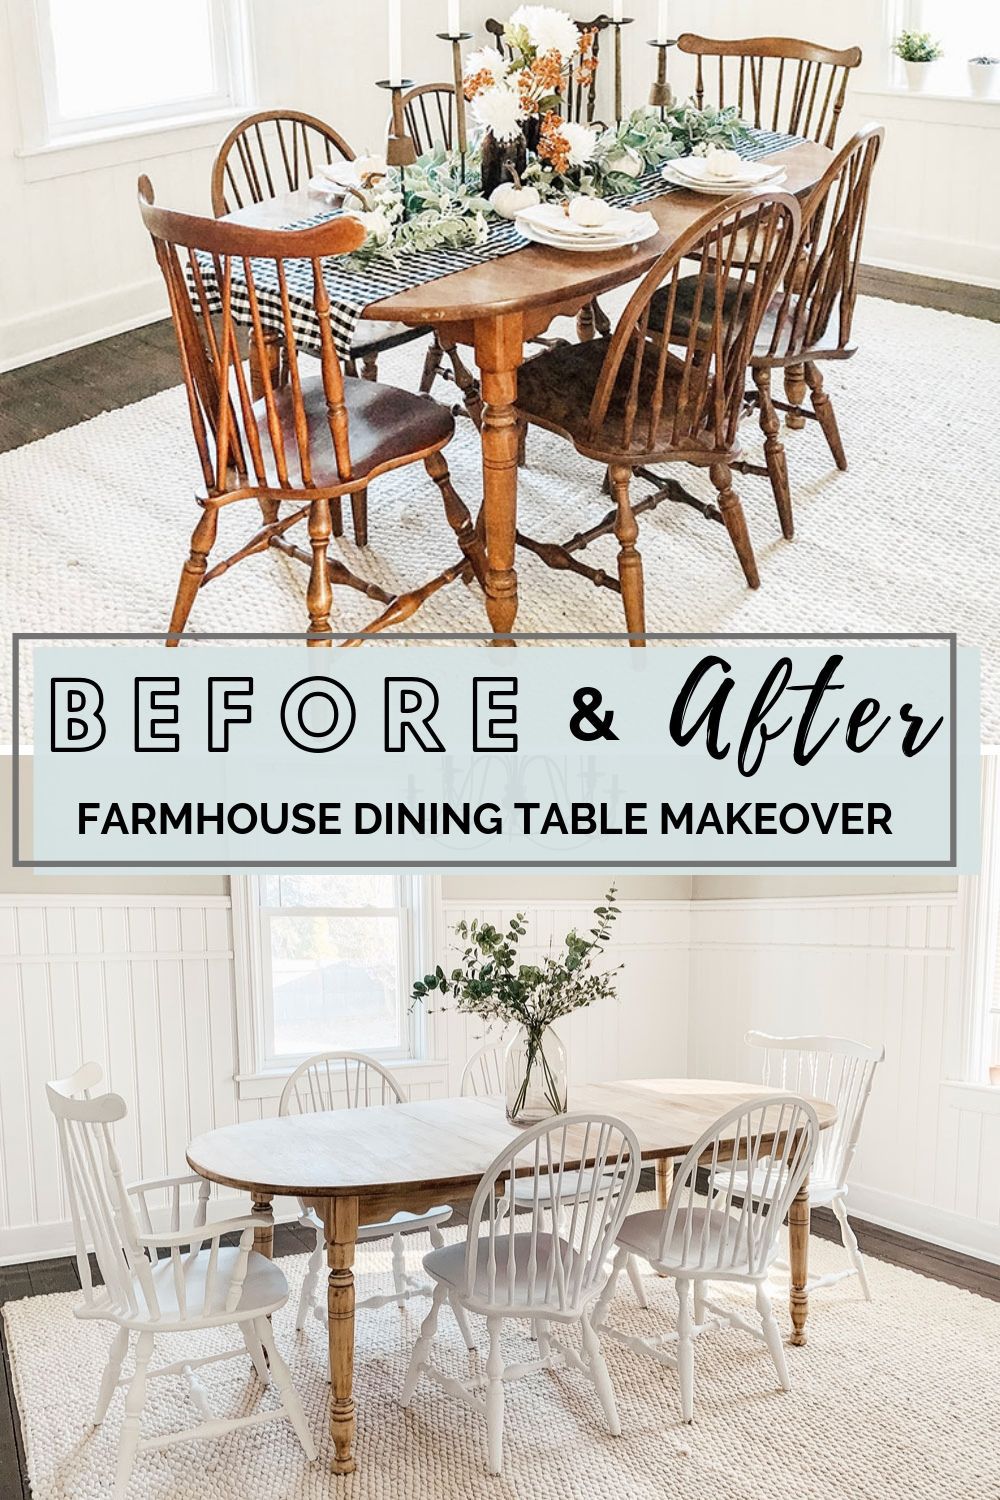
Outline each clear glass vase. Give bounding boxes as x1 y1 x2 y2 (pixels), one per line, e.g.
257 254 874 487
504 1025 568 1125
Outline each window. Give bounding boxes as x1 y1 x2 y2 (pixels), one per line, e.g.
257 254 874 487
960 754 1000 1085
896 0 1000 94
234 875 429 1078
29 0 251 145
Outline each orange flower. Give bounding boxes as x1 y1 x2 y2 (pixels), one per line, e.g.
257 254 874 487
537 111 571 174
575 30 597 88
464 68 495 101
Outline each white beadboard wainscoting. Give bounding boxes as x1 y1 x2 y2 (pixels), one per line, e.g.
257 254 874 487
688 893 1000 1265
0 889 997 1266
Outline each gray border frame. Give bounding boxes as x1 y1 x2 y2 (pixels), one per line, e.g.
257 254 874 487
11 630 960 871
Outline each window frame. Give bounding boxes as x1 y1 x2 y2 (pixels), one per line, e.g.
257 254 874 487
890 0 1000 97
232 874 435 1094
16 0 254 153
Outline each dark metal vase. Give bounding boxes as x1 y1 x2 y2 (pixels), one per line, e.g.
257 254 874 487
480 118 540 197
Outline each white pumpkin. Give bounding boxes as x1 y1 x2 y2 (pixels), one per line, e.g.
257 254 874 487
604 144 644 179
568 195 614 228
490 180 542 219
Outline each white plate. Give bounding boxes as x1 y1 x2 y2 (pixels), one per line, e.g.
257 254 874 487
516 207 659 253
668 154 786 187
661 162 787 196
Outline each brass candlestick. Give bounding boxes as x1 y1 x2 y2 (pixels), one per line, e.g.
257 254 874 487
611 18 634 126
437 31 472 181
648 39 676 118
377 78 417 215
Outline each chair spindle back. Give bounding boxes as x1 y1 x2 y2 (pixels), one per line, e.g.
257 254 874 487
677 34 863 149
139 177 365 500
211 110 354 218
464 1112 640 1314
485 15 610 123
592 189 800 454
748 1031 883 1191
661 1094 818 1276
403 84 459 155
460 1040 506 1098
279 1050 406 1116
763 125 883 361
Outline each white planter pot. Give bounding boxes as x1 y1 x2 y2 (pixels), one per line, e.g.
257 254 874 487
968 61 1000 98
903 59 936 90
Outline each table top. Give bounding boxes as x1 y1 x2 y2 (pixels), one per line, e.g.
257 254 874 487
186 1077 836 1201
225 140 832 327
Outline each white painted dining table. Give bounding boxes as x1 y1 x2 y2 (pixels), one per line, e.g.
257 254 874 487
187 1077 836 1474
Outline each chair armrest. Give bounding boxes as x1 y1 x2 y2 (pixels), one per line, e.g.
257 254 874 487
136 1211 269 1252
127 1171 206 1196
127 1172 214 1237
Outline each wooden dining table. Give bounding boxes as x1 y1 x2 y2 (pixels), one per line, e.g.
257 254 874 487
227 139 832 642
187 1076 836 1475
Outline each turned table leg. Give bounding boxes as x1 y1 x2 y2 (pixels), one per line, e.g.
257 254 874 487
475 314 524 646
323 1196 359 1474
789 1176 810 1346
251 1193 274 1259
655 1158 673 1209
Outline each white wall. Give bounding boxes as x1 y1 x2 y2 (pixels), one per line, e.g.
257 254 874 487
688 891 1000 1264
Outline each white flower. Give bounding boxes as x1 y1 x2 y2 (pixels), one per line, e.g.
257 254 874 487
463 46 508 83
508 5 580 62
561 120 599 167
603 143 644 178
470 81 525 143
353 207 394 246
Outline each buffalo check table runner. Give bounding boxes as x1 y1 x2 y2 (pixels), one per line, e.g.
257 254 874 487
200 128 800 361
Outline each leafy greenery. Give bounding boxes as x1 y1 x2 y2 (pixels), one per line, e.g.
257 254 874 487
342 145 491 267
893 30 943 63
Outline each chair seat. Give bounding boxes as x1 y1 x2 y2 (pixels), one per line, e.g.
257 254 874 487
424 1233 576 1312
616 1206 769 1279
350 320 427 357
253 373 453 490
515 339 725 464
133 1246 289 1329
301 1204 452 1241
647 277 848 366
708 1162 839 1208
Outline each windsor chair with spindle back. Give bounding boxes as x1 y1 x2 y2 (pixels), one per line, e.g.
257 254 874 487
514 188 801 638
139 177 486 645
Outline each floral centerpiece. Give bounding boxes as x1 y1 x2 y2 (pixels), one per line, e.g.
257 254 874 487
464 6 600 195
411 889 621 1124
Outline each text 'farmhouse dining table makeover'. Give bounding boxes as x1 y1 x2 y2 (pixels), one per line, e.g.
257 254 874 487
225 138 833 642
187 1078 836 1474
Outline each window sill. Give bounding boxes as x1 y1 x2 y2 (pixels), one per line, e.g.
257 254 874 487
941 1080 1000 1113
854 86 1000 126
16 106 251 183
236 1058 449 1102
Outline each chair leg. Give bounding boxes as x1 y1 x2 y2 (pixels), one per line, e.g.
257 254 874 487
709 462 760 589
625 1254 648 1309
242 1317 271 1385
113 1329 153 1500
420 335 448 395
755 1282 790 1391
784 363 807 430
391 1232 408 1309
450 1293 477 1350
350 489 369 549
535 1316 552 1361
331 497 345 539
257 1318 318 1460
297 1233 324 1331
424 450 488 591
306 498 333 646
805 361 848 471
608 463 646 644
754 367 794 540
360 353 379 381
676 1278 695 1424
693 1281 706 1330
516 416 527 468
93 1327 129 1426
485 1314 506 1475
581 1311 621 1437
577 303 597 342
593 1245 627 1330
401 1281 447 1405
832 1195 872 1300
167 504 219 645
443 341 484 429
592 298 612 338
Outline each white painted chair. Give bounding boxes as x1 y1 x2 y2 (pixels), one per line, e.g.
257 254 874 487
46 1064 315 1500
460 1041 649 1306
401 1111 641 1475
712 1032 884 1299
595 1094 819 1423
280 1051 473 1346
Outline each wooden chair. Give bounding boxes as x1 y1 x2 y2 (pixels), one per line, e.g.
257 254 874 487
485 14 611 124
138 177 486 646
676 34 863 149
649 126 883 539
513 189 801 641
709 1032 884 1299
401 1111 641 1474
279 1051 475 1346
47 1063 315 1499
595 1095 818 1423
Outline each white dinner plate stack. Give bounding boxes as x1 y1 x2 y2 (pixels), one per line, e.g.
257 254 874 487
662 153 788 196
515 202 660 253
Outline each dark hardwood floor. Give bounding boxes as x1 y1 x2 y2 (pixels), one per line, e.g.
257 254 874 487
0 1192 997 1499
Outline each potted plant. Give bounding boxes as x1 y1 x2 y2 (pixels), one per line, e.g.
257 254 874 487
412 888 622 1124
893 30 943 89
968 55 1000 98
